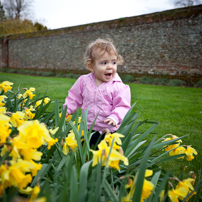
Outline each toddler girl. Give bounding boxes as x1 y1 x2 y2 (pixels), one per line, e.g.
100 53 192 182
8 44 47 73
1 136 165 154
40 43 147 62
63 38 131 148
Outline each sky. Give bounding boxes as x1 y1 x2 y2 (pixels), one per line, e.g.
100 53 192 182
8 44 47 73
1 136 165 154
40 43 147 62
33 0 176 30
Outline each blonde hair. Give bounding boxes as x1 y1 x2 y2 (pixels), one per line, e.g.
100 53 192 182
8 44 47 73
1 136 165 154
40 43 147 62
84 38 124 68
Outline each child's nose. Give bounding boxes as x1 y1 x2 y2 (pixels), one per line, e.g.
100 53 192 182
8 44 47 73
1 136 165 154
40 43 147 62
107 63 113 69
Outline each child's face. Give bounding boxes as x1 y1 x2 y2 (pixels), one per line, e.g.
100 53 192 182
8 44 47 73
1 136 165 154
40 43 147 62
88 51 117 86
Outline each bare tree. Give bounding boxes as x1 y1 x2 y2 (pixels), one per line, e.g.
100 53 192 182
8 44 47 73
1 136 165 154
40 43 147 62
174 0 202 7
0 1 6 22
1 0 33 19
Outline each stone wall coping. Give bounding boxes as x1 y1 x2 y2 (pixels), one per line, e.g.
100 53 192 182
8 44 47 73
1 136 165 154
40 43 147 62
1 5 202 40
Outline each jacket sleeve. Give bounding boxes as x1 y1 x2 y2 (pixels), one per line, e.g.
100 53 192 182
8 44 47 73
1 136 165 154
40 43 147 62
109 84 131 124
63 76 83 114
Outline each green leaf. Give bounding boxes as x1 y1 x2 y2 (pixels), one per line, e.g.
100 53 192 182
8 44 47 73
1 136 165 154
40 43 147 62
145 170 161 202
54 97 60 127
55 155 69 173
151 172 170 202
132 137 155 202
70 166 78 202
122 122 140 151
125 123 158 157
69 120 84 164
155 154 185 164
94 161 103 201
78 161 92 202
103 179 119 201
127 140 147 159
31 163 51 187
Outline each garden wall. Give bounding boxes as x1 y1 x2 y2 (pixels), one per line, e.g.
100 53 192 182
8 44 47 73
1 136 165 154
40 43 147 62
0 5 202 83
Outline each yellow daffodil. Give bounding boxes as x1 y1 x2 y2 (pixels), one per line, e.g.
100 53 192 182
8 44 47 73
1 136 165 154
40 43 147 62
17 120 54 149
0 124 11 144
104 132 124 150
12 159 35 174
49 127 59 135
9 145 22 161
176 178 195 191
141 179 154 201
3 137 30 160
0 95 7 107
145 169 153 177
163 134 182 152
0 81 13 93
29 160 43 177
23 87 35 99
159 190 165 202
176 178 195 201
24 106 35 120
0 113 10 125
20 186 46 202
30 185 40 200
47 137 58 149
62 142 70 155
90 140 128 170
184 146 197 161
78 116 81 124
20 186 33 194
0 160 33 189
168 187 187 202
65 114 72 122
122 170 154 202
169 146 186 159
35 100 42 107
122 178 134 202
0 114 11 144
0 107 6 114
44 97 50 104
20 98 27 107
10 111 25 127
21 148 43 161
62 132 78 155
33 197 47 202
35 97 50 107
17 93 23 99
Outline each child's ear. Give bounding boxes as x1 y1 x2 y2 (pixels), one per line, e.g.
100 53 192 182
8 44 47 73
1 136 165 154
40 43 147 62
88 63 94 72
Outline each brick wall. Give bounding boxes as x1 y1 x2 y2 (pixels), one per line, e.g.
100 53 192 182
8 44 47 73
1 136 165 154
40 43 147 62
1 5 202 80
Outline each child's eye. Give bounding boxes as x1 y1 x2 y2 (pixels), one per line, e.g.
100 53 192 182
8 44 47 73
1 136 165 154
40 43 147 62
101 62 107 65
112 61 116 65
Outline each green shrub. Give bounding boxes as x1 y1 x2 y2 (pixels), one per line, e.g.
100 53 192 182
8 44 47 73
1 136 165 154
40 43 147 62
194 79 202 88
66 73 75 78
73 74 81 79
154 78 169 85
40 72 55 76
28 70 36 75
56 73 66 78
139 76 169 85
8 69 18 73
139 76 154 84
18 69 25 73
139 77 185 86
168 79 185 86
66 73 80 79
121 74 135 83
0 68 9 72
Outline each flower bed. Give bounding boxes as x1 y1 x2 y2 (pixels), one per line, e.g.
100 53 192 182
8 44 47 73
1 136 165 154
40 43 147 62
0 81 201 202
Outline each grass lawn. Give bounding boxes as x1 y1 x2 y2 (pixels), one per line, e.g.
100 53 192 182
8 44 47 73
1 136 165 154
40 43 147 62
1 72 202 177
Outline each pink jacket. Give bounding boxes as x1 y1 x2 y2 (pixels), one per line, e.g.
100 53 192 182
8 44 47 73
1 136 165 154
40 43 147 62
63 72 131 132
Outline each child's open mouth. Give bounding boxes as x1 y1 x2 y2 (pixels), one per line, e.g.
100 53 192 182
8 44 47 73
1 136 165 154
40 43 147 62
105 73 112 79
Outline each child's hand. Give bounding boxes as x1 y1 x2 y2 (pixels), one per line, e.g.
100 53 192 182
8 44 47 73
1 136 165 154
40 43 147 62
65 112 69 118
104 118 118 128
